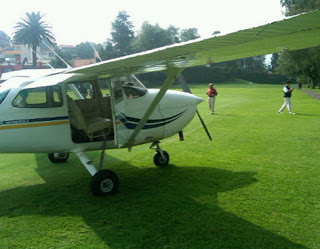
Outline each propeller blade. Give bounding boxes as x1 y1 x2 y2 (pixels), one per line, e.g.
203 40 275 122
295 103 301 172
177 74 212 141
196 110 212 141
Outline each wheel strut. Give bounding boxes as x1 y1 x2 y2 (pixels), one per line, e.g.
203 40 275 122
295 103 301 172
150 141 164 158
75 144 119 196
150 141 170 167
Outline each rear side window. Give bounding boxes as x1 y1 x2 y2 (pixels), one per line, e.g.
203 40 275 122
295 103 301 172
13 86 63 108
0 89 10 104
66 82 94 100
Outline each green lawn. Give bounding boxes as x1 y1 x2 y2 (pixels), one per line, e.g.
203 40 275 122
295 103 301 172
0 80 319 249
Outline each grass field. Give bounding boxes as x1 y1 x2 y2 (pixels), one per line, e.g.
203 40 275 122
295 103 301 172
0 80 319 249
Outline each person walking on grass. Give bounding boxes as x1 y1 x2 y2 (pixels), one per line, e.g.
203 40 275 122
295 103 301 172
279 81 295 115
206 83 218 115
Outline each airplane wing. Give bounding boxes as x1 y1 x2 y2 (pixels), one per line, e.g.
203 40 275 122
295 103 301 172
68 10 320 78
64 10 319 147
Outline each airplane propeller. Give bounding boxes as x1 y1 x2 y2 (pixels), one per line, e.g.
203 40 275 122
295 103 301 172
177 74 212 141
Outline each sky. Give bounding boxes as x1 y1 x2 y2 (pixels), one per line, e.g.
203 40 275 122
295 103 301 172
0 0 285 46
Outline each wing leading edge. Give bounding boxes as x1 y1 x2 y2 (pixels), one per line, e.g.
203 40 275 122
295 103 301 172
68 10 320 78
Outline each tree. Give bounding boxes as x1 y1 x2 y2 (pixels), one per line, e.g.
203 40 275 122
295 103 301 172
237 56 266 71
180 28 200 42
111 11 135 57
212 31 221 36
75 42 95 59
278 48 320 88
132 22 172 52
50 47 72 68
278 0 320 88
270 53 279 72
281 0 320 16
0 30 10 48
99 39 118 60
167 25 180 43
252 56 266 71
13 11 55 68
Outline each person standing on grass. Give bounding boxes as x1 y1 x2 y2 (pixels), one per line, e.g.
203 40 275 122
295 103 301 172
278 81 295 115
206 83 218 115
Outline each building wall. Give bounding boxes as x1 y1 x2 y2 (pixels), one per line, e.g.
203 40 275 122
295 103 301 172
72 58 96 68
2 43 55 66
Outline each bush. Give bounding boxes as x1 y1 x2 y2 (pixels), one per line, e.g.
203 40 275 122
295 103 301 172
236 70 294 84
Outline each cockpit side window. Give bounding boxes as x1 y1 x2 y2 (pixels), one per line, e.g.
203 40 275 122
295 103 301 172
12 86 63 108
66 82 94 100
111 81 124 104
0 89 10 104
111 75 147 101
97 78 110 96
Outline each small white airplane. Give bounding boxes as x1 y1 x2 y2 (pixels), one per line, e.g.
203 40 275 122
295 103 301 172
1 10 319 196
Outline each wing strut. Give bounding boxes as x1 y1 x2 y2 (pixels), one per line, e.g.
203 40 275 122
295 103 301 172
125 67 183 150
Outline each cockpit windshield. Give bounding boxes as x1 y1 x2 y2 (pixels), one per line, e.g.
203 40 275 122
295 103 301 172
120 75 146 89
111 75 147 101
0 87 10 104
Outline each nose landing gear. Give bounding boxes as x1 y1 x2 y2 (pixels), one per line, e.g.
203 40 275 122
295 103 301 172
150 141 170 167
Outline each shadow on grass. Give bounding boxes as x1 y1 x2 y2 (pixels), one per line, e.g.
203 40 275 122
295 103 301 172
212 113 238 117
293 113 320 117
0 153 307 249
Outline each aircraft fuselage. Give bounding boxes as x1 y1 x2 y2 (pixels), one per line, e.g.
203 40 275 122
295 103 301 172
0 72 202 154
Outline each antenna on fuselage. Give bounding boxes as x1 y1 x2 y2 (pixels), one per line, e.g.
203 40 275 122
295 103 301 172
42 39 72 69
90 42 102 62
31 48 55 70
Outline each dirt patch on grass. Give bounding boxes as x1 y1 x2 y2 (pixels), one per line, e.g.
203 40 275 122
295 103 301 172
302 89 320 101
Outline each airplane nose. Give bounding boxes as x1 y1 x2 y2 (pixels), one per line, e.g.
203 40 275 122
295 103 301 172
193 95 204 105
158 90 204 139
184 93 204 106
159 90 204 109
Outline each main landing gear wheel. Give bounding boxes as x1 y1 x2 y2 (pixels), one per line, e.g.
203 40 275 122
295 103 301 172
90 169 119 196
48 153 69 163
153 151 170 167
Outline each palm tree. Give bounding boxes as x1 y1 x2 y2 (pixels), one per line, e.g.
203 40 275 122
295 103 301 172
0 30 11 48
13 11 55 68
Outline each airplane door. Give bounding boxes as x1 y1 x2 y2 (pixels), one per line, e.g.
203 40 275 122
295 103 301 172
110 76 165 148
110 79 130 148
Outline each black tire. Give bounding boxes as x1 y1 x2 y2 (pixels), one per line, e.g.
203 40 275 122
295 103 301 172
153 151 169 167
90 169 119 196
48 153 69 163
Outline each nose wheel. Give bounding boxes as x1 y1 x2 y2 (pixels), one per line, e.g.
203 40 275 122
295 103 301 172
150 142 170 167
154 151 170 167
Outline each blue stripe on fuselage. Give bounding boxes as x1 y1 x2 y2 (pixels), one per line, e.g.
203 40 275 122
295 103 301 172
117 110 187 130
